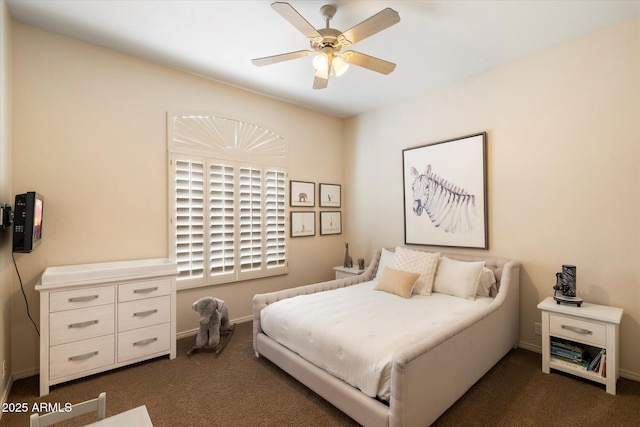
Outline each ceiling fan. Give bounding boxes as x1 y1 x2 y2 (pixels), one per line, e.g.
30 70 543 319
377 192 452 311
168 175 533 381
252 2 400 89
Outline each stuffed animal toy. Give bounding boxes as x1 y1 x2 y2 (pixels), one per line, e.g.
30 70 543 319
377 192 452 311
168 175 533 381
188 297 235 355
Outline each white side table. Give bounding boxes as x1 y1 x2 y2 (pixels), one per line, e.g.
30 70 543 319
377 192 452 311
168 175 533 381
333 266 365 279
537 296 623 394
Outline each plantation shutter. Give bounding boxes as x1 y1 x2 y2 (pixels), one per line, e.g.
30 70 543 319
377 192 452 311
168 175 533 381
239 166 262 274
169 113 288 290
173 157 205 281
209 162 235 278
265 170 287 268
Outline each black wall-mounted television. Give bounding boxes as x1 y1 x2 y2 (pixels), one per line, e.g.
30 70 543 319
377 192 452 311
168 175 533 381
13 192 44 253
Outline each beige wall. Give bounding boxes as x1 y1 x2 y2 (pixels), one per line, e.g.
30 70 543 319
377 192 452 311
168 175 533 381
7 14 640 384
10 24 344 377
0 0 13 402
344 17 640 379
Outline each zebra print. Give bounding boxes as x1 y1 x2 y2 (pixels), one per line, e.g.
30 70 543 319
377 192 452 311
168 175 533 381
410 165 479 234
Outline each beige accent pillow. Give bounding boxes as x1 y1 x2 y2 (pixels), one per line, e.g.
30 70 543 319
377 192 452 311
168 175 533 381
374 267 420 299
392 246 440 295
433 257 485 300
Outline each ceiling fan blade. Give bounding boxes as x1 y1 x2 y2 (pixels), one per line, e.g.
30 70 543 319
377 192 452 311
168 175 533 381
252 50 312 66
342 51 396 75
313 75 329 90
271 2 322 41
338 8 400 46
313 67 329 89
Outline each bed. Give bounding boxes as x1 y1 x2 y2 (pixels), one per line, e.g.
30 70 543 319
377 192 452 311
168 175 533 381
253 247 520 427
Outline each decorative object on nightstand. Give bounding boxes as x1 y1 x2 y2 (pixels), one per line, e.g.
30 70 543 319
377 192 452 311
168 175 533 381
343 242 353 268
553 264 583 306
334 266 365 279
537 296 623 394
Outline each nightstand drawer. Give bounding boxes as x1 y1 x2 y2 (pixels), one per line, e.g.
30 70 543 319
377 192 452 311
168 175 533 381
50 305 115 346
549 314 605 347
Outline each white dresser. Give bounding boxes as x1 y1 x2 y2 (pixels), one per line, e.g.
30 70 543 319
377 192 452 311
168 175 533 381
36 258 178 396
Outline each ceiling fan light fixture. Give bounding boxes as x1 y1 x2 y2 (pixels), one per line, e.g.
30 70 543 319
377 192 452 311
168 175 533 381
312 47 333 72
332 55 349 77
254 2 400 89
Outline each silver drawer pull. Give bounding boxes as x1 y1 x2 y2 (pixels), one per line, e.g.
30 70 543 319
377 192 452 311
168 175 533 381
133 287 158 294
68 319 99 329
561 324 593 335
68 295 99 303
68 351 98 361
133 309 158 317
133 337 158 347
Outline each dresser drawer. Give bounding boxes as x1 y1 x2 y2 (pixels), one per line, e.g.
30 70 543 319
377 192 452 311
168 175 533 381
118 278 171 302
50 305 115 346
49 286 115 312
118 296 171 332
50 334 115 380
118 323 170 362
550 314 606 347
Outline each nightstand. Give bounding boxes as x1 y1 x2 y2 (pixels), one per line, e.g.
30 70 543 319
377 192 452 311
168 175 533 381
537 296 623 394
333 266 365 279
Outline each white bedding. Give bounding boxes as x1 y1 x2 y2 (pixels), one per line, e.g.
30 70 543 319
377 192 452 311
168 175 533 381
260 280 493 401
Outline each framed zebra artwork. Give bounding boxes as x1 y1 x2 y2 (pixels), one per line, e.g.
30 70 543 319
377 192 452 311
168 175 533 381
402 132 488 249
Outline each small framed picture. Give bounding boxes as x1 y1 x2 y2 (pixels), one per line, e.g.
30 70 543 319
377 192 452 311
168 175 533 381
320 211 342 235
290 180 315 207
319 183 341 208
291 211 316 237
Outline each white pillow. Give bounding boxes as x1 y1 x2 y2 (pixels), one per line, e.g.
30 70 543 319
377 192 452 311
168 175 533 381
392 246 440 295
477 267 497 297
374 248 396 279
433 257 485 300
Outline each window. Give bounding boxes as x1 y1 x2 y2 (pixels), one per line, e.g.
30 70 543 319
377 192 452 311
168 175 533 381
168 114 288 289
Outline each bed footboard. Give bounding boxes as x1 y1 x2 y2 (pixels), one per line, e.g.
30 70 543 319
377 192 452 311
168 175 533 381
391 260 520 427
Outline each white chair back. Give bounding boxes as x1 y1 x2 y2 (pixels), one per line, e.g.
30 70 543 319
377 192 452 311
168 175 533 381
29 392 106 427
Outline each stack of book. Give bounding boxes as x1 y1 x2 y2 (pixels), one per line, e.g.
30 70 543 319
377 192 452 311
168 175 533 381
588 348 606 376
550 338 606 377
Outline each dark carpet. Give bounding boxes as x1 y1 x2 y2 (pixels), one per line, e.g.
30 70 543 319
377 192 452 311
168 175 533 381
2 321 639 426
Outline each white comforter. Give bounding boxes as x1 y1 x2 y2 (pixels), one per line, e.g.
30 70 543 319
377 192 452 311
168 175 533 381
260 280 493 401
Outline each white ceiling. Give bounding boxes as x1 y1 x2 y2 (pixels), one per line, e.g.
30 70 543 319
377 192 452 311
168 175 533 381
7 0 640 118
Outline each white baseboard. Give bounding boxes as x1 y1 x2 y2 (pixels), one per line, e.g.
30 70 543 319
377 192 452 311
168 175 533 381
518 340 541 353
12 367 38 381
0 376 14 422
176 315 253 340
620 368 640 382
